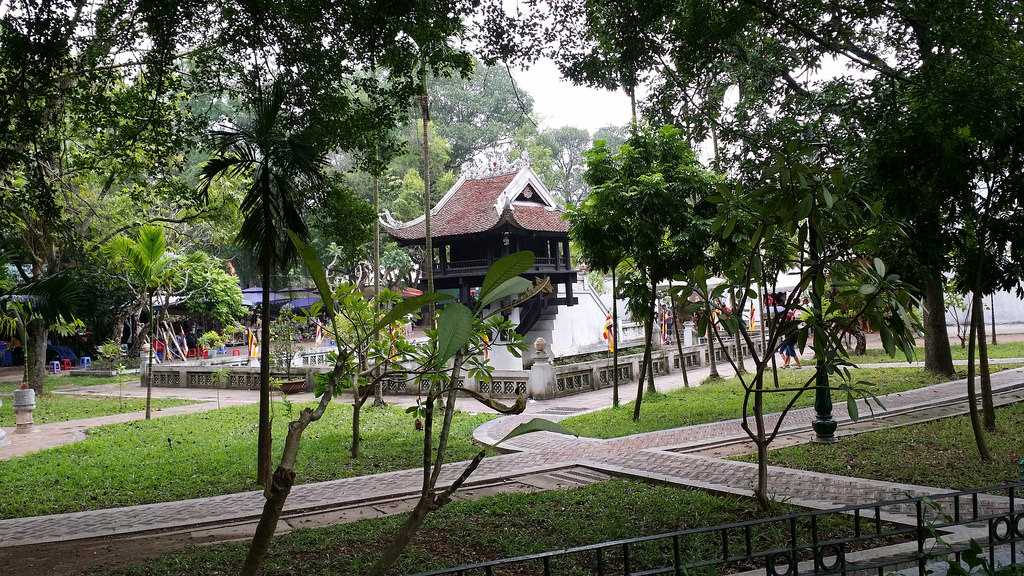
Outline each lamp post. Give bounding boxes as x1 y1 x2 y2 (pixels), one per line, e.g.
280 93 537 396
804 134 837 443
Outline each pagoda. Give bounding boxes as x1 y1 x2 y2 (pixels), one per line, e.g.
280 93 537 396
383 166 578 341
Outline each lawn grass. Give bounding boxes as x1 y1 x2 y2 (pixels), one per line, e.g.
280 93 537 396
0 401 492 518
837 341 1024 364
0 377 190 427
743 401 1024 490
102 480 878 576
561 367 956 439
47 373 139 387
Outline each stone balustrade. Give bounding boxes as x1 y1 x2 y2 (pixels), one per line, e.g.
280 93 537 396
143 338 766 401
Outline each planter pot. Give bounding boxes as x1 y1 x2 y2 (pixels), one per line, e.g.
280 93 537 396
278 379 307 395
12 387 36 432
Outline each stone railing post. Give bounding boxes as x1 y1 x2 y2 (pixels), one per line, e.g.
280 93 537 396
527 338 554 399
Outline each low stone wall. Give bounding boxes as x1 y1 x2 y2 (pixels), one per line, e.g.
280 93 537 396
143 338 766 400
532 337 767 400
147 365 323 392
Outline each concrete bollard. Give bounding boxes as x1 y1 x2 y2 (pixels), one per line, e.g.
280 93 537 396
12 387 36 433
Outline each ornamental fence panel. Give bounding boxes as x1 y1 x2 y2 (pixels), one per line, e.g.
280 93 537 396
413 481 1024 576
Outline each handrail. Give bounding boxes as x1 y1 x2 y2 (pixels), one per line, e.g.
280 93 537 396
413 480 1024 576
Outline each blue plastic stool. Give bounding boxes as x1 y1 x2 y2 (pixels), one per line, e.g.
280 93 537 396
80 356 92 368
49 360 62 374
0 350 11 367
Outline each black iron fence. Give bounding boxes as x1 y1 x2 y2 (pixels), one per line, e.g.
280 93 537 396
413 481 1023 576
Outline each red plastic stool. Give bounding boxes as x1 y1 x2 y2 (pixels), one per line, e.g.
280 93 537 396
231 349 241 356
61 358 72 371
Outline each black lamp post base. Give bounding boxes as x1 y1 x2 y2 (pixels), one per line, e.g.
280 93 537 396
812 418 838 443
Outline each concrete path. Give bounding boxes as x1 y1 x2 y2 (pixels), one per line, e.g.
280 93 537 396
1 365 1021 551
0 402 225 460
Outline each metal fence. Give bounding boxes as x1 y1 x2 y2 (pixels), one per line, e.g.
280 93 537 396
413 481 1023 576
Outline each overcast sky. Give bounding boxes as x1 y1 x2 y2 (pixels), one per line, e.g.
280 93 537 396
510 59 632 133
507 54 858 137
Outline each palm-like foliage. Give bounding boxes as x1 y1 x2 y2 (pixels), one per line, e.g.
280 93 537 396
105 226 173 293
200 79 326 487
200 81 324 271
104 225 172 418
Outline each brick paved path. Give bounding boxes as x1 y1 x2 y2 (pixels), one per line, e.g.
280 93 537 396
0 367 1021 549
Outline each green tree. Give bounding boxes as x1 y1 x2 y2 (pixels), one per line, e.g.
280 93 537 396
104 226 173 419
174 251 246 326
543 126 592 204
431 60 535 169
691 141 919 508
575 124 719 420
0 0 207 391
200 79 326 490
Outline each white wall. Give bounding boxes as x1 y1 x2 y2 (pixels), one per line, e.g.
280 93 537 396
549 282 613 357
944 287 1024 325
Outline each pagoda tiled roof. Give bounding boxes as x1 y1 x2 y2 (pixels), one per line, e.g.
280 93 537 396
384 166 568 241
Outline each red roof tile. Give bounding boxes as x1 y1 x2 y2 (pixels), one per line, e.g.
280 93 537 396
506 204 569 233
385 170 567 240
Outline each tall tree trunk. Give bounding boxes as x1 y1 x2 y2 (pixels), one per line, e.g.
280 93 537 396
851 324 867 356
239 386 333 576
669 280 689 388
372 170 385 408
706 311 721 379
110 307 130 347
965 295 991 460
973 293 995 431
351 396 364 459
145 292 155 419
25 318 47 395
923 270 955 376
989 294 996 345
730 290 747 374
633 297 656 421
753 376 770 510
646 277 657 394
611 267 620 407
258 260 273 489
371 496 433 575
420 69 434 327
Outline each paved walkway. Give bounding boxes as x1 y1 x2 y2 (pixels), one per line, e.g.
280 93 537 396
0 402 229 460
1 364 1021 550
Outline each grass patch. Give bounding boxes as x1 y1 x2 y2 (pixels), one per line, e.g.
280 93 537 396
102 480 884 576
837 341 1024 364
0 401 492 518
561 367 954 439
48 373 139 387
743 401 1024 490
0 378 190 427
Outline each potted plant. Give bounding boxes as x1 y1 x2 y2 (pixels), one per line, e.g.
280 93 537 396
95 339 124 373
197 330 225 357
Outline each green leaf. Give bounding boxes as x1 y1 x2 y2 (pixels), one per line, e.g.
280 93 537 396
376 293 453 332
873 258 886 277
879 324 895 355
479 276 532 309
846 391 860 421
288 231 334 315
435 303 474 361
822 187 835 209
480 251 534 301
494 417 577 446
859 283 876 295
